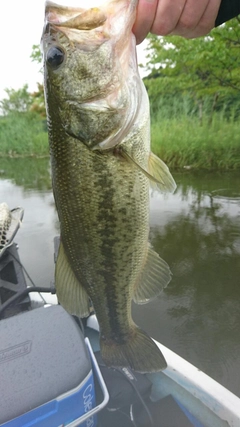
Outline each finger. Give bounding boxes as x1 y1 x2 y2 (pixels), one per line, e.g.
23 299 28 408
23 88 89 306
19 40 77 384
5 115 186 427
133 0 158 44
171 0 210 37
177 0 222 38
150 0 187 36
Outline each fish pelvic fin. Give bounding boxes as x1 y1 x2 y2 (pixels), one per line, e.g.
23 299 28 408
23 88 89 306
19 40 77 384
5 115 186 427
133 245 172 304
120 148 176 193
55 240 90 317
100 326 167 373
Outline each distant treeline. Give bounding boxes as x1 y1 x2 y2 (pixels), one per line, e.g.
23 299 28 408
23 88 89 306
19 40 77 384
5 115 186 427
144 17 240 111
0 17 239 169
142 16 240 169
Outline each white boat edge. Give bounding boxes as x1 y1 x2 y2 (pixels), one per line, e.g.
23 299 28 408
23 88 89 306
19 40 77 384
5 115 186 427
154 340 240 427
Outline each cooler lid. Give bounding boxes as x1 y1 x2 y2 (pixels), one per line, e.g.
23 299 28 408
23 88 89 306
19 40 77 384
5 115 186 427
0 304 91 423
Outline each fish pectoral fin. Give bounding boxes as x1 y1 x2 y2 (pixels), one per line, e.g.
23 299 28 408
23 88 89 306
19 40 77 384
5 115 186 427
133 245 172 304
120 148 176 193
55 241 90 317
148 152 176 193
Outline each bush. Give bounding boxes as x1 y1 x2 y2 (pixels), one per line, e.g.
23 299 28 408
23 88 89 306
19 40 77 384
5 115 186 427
0 112 48 157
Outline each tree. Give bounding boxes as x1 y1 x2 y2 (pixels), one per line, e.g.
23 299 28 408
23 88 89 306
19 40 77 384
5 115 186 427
30 44 43 68
0 45 46 119
0 46 46 117
0 85 32 115
144 17 240 118
30 45 46 117
30 83 46 117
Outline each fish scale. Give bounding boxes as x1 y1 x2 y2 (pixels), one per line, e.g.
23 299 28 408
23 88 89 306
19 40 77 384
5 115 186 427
0 204 11 249
42 0 176 372
0 203 24 257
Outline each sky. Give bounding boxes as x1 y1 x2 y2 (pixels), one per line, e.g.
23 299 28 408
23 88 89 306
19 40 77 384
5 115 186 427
0 1 45 100
0 0 147 102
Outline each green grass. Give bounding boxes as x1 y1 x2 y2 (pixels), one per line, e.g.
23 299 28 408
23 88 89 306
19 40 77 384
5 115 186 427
0 112 48 157
150 101 240 170
0 99 240 170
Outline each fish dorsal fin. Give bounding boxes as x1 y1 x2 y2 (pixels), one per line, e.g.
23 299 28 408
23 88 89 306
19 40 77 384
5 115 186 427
55 241 90 317
133 244 172 304
120 148 176 193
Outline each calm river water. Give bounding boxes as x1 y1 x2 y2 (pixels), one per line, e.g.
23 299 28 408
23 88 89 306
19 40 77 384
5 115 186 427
1 158 240 397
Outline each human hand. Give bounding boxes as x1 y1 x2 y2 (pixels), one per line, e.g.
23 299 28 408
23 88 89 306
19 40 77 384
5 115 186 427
133 0 222 44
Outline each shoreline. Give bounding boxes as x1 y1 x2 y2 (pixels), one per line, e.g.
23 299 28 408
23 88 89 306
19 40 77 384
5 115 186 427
0 152 239 171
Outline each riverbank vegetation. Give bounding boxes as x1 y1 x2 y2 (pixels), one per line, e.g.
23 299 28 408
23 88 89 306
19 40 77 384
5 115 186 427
0 83 48 157
0 19 239 169
150 95 240 170
0 112 48 157
144 16 240 170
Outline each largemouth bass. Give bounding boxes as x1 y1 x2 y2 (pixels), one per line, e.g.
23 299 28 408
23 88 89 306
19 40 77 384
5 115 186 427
42 0 176 373
0 203 24 258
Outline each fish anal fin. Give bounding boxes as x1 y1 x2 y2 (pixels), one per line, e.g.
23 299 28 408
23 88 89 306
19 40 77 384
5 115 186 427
133 245 172 304
100 326 167 373
55 241 90 317
148 152 176 193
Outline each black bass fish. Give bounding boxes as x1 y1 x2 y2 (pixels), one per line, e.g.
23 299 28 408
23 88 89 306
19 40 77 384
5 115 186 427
42 0 176 373
0 203 24 258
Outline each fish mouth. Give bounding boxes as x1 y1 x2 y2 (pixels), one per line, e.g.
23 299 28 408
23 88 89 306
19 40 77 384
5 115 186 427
43 0 137 38
42 2 109 51
45 1 107 31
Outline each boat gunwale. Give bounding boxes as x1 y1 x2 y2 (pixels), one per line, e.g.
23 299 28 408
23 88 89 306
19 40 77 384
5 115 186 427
154 340 240 427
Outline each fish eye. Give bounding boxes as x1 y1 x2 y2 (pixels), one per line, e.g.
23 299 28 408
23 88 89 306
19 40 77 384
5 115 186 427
46 46 65 70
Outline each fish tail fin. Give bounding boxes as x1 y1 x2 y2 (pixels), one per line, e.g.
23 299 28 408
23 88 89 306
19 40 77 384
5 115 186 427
100 327 167 373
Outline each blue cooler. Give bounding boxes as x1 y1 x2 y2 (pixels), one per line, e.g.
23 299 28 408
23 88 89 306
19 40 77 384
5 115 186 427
0 305 107 427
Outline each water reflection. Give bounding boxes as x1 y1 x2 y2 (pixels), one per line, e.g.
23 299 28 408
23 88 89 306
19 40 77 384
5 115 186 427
0 160 240 397
0 158 57 287
133 171 240 396
0 158 51 191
